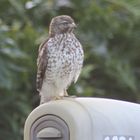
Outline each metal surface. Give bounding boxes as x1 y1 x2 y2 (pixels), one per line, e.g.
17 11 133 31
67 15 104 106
31 115 69 140
24 98 140 140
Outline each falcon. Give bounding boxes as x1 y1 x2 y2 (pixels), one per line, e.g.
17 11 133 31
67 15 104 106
36 15 84 104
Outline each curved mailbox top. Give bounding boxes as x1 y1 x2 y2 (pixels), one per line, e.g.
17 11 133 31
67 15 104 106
24 97 140 140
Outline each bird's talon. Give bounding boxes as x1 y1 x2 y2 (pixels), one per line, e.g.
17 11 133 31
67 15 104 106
53 96 63 100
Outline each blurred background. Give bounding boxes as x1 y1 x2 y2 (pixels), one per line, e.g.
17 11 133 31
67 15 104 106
0 0 140 139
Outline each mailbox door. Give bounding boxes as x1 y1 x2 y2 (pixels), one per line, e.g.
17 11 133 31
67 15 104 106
31 115 69 140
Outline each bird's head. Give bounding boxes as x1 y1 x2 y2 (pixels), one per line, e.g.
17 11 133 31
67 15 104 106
49 15 77 36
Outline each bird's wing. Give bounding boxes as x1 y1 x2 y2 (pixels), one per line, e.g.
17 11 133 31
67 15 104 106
36 39 48 92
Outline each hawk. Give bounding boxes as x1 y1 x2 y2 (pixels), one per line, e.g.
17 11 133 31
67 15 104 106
36 15 84 104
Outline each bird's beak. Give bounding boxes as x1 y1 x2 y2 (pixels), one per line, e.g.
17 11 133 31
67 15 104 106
71 22 77 28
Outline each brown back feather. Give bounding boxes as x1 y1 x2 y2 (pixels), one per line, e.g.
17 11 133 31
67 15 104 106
36 39 48 92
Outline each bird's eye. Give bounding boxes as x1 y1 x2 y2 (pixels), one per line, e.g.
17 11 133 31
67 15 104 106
62 21 69 25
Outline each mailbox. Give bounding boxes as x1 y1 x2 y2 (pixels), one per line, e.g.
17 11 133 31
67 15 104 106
24 98 140 140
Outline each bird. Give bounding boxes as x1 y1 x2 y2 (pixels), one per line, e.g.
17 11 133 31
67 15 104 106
36 15 84 104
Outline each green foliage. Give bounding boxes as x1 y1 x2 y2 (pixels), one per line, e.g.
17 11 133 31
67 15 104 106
0 0 140 139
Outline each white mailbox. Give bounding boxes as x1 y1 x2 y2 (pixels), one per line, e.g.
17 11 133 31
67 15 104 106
24 98 140 140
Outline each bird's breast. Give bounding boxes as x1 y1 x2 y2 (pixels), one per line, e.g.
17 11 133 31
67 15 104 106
46 34 84 81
